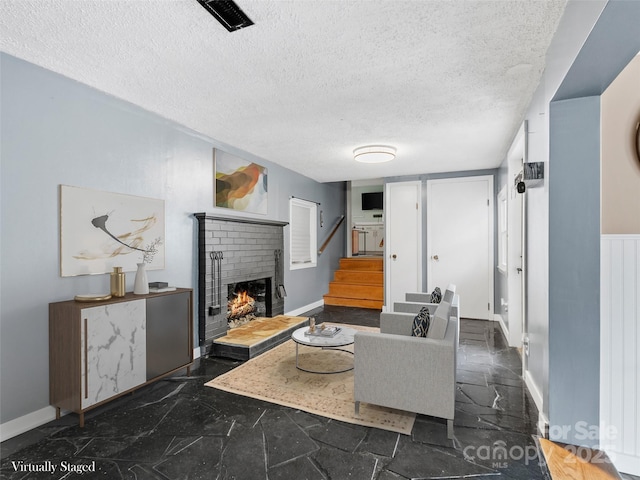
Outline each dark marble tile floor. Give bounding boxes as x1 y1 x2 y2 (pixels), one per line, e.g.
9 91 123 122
2 306 638 479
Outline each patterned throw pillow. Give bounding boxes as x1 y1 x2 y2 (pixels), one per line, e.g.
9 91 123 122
411 307 431 337
430 287 442 303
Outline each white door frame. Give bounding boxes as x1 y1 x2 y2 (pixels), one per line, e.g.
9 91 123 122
505 125 526 347
426 175 494 320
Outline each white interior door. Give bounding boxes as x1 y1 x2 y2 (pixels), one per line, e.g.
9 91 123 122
506 127 525 348
427 176 494 320
520 190 528 374
385 181 421 311
507 178 524 346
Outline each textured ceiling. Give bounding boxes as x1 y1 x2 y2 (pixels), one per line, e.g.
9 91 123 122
0 0 567 182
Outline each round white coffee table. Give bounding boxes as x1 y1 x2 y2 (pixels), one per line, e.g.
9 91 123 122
291 325 357 374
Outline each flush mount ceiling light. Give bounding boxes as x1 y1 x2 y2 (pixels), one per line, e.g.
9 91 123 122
197 0 254 32
353 145 396 164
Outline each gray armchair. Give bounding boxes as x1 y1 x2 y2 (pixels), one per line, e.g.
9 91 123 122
394 286 457 314
354 286 459 438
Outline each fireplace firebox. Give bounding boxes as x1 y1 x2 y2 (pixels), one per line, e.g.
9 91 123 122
227 278 272 328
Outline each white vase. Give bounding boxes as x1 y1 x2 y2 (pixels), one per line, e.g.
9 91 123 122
133 263 149 295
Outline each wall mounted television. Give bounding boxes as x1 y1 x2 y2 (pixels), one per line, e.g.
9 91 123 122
361 192 383 210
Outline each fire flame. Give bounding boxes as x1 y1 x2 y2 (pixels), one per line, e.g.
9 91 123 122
228 290 255 317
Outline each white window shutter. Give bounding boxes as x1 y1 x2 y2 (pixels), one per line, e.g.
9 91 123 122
290 198 317 269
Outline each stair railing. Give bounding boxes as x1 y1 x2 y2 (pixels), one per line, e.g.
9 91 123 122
318 215 345 255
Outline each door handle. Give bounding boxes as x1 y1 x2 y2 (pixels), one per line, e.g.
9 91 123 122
516 267 523 273
84 317 88 399
392 254 397 259
432 255 439 261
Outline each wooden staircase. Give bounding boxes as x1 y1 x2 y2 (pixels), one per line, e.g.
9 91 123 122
323 257 383 309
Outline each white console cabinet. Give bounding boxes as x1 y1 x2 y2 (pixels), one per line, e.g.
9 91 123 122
50 289 192 426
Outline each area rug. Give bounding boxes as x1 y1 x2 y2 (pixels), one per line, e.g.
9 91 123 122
205 324 416 435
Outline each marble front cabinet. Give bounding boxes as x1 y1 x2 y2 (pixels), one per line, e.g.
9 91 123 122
82 300 147 410
49 289 193 426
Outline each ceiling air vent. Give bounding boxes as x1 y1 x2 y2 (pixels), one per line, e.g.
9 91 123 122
197 0 254 32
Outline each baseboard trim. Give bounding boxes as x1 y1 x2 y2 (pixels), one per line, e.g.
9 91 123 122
285 299 324 317
524 369 544 410
607 451 640 477
495 314 508 339
4 347 202 443
538 412 550 439
524 369 547 436
0 406 59 443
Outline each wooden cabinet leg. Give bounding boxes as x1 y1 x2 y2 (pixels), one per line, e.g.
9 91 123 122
55 407 61 420
79 412 84 428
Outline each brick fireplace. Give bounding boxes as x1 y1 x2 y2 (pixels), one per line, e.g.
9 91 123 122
194 213 288 355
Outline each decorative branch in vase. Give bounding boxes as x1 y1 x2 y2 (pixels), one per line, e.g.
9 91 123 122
134 237 163 295
142 237 162 264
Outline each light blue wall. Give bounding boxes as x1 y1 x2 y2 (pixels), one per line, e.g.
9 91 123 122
548 96 601 444
0 54 345 425
520 0 609 428
521 0 640 443
544 0 640 445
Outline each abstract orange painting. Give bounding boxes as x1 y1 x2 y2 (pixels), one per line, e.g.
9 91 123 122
214 149 268 214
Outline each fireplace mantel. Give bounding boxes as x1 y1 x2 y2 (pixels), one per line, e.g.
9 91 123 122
194 212 288 228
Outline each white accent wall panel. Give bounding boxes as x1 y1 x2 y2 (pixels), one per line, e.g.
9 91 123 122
600 235 640 476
